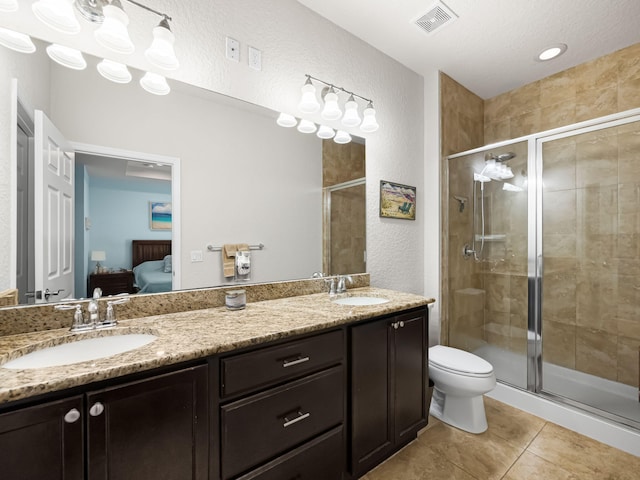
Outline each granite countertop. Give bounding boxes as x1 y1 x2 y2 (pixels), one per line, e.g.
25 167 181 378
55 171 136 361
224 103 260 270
0 287 433 406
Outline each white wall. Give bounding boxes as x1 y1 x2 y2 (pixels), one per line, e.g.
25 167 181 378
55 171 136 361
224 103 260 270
0 44 52 292
0 0 427 296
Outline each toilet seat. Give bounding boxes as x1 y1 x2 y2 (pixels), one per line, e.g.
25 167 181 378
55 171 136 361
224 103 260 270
429 345 493 377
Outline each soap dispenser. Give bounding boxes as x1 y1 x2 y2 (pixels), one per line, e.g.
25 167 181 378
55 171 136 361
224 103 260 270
235 250 251 281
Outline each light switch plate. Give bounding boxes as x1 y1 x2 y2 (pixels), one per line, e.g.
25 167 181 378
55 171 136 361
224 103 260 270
248 46 262 71
190 250 203 262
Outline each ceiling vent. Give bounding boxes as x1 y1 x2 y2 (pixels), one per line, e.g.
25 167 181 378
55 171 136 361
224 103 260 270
414 1 458 35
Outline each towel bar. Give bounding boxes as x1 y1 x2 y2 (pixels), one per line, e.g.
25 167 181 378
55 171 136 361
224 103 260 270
207 243 264 252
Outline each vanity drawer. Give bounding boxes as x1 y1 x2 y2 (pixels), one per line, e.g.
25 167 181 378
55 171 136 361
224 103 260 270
236 425 344 480
221 329 344 397
221 366 344 479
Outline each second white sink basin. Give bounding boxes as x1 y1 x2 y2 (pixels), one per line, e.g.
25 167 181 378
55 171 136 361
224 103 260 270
332 296 390 306
2 334 157 370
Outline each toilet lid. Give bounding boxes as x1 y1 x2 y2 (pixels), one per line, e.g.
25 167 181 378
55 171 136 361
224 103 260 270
429 345 493 375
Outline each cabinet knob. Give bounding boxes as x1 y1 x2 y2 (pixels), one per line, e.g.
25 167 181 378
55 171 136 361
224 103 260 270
64 408 81 423
392 322 399 329
399 321 405 328
89 402 105 417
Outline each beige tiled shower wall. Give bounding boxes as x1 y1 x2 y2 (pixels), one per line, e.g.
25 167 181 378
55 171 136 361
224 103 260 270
440 73 485 345
441 42 640 386
484 42 640 143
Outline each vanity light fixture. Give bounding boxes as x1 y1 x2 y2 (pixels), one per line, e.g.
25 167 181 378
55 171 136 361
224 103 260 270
334 130 352 144
316 125 335 139
140 71 170 95
32 0 81 34
29 0 179 71
0 0 18 13
299 74 379 133
297 119 317 134
46 43 87 70
94 0 134 54
276 112 297 127
360 101 380 133
320 86 342 120
0 27 36 54
298 77 321 113
97 58 132 83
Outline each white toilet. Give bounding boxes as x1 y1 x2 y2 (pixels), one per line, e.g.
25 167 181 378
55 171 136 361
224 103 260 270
428 345 496 434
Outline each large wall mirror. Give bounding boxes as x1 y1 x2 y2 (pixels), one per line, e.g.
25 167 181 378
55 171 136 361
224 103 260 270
1 38 366 307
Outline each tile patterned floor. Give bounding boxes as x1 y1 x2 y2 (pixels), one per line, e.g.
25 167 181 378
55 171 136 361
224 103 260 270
362 397 640 480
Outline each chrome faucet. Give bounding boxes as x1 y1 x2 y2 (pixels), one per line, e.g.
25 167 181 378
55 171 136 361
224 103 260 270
325 277 337 296
104 295 130 326
88 288 102 326
336 275 353 294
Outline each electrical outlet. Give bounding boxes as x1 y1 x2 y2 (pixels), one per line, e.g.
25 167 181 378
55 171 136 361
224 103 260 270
190 250 203 262
226 37 240 62
248 46 262 71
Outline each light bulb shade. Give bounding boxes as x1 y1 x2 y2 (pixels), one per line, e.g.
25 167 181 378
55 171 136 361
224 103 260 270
145 21 179 71
94 3 134 54
0 28 36 54
0 0 18 13
97 58 132 84
321 91 342 120
360 106 379 132
297 119 317 134
298 82 320 113
140 72 170 95
46 43 87 70
316 125 335 139
91 250 106 262
32 0 80 34
334 130 352 144
276 112 297 127
341 98 361 127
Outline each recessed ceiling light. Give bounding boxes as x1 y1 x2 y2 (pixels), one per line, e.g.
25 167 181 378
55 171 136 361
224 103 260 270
536 43 567 61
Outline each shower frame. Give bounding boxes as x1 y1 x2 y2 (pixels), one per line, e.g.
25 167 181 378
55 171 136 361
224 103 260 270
445 106 640 430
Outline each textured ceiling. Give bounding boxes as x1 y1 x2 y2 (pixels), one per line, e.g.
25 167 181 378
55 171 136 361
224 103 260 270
297 0 640 99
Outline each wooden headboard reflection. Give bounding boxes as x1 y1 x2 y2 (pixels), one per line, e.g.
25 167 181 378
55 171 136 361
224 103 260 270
132 240 172 268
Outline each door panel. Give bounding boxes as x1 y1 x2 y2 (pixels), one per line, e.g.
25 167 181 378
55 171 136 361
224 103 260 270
34 110 74 302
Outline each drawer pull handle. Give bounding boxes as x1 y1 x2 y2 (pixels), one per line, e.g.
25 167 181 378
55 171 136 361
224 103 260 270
282 356 310 368
283 411 310 428
89 402 104 417
64 408 81 423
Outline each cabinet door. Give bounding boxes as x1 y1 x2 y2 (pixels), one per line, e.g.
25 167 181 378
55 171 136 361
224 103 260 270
350 318 393 476
87 365 208 480
392 310 427 444
0 395 83 480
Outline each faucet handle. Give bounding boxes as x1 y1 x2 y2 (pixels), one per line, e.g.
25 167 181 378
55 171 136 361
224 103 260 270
55 304 86 331
105 295 130 323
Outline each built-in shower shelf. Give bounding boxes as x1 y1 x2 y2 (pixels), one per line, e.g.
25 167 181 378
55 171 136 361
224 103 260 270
474 234 506 242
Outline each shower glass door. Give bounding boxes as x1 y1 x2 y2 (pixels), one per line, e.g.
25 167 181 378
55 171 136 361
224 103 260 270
539 118 640 427
446 141 529 389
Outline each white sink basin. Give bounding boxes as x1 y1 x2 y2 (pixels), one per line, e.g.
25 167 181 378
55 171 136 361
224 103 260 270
2 334 157 369
332 296 389 306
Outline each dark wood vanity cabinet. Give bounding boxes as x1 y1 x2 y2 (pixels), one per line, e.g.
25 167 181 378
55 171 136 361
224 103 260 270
86 365 209 480
350 308 428 478
218 329 346 480
0 365 208 480
0 395 84 480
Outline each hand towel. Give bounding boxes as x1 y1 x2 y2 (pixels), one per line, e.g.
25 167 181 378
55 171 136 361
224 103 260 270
222 244 237 277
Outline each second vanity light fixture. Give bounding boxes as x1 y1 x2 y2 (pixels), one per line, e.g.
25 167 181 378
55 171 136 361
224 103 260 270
277 74 379 144
0 0 178 95
299 74 379 133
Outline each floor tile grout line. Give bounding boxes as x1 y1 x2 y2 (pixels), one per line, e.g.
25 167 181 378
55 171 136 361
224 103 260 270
498 422 549 479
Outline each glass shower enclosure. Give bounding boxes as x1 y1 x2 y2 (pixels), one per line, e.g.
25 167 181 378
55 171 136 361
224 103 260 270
446 110 640 430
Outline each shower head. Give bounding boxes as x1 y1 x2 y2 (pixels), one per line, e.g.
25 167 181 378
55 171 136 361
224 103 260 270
474 172 491 183
486 152 516 163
